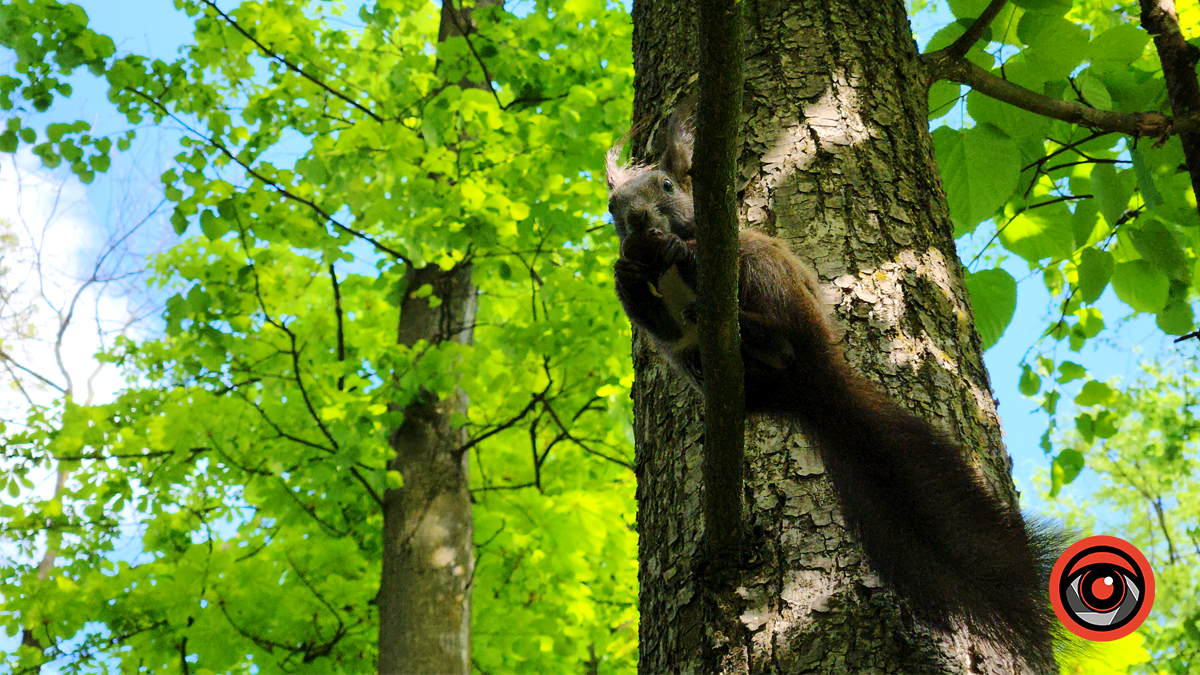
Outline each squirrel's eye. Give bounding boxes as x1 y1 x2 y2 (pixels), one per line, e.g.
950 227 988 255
662 178 674 193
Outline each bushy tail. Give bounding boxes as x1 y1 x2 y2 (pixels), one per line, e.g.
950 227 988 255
776 357 1063 670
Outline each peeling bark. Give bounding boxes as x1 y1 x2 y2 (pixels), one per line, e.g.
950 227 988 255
631 1 1028 672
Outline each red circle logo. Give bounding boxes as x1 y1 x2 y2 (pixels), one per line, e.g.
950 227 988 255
1049 535 1155 641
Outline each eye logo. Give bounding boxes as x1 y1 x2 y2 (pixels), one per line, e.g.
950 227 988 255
1049 535 1155 641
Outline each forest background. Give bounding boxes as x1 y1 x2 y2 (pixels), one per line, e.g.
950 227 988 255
0 0 1197 672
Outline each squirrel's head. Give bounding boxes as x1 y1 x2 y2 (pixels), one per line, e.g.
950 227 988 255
605 115 695 244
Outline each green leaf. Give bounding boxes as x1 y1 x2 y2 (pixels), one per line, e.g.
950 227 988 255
989 4 1025 45
1093 410 1119 438
1011 0 1072 15
1044 265 1065 295
1130 220 1188 281
964 268 1017 351
1019 364 1042 396
1157 300 1195 336
1072 199 1106 249
1042 390 1061 415
1074 307 1105 339
1130 148 1164 212
1090 163 1136 228
966 91 1050 141
386 470 404 489
1018 15 1090 80
1075 380 1115 407
1072 74 1112 110
1076 248 1114 303
1057 361 1086 383
1052 448 1085 488
1075 413 1095 443
171 210 188 235
932 124 1022 236
200 210 228 240
421 116 439 147
1111 260 1169 313
947 0 990 16
927 20 990 56
928 81 961 120
1000 202 1074 262
1089 24 1150 72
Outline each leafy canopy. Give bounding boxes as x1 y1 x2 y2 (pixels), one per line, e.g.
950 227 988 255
928 0 1200 497
0 0 637 672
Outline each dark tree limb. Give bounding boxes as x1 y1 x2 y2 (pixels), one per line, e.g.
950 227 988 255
925 51 1200 137
1140 0 1200 222
442 0 504 110
944 0 1009 60
198 0 385 123
694 0 745 558
330 264 346 392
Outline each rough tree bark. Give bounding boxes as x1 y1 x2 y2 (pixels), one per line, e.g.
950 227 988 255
1139 0 1200 222
631 1 1028 673
375 2 493 672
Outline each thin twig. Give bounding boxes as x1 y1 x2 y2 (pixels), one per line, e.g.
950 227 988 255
944 0 1009 60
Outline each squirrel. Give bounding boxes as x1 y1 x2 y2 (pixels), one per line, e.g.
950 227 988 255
606 116 1063 671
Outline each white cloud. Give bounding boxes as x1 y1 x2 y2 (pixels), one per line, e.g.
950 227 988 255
0 150 154 418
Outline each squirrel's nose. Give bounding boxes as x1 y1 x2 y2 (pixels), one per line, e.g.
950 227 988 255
625 207 657 234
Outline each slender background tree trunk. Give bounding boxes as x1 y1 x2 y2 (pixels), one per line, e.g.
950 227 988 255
376 2 498 670
631 1 1026 672
378 263 478 675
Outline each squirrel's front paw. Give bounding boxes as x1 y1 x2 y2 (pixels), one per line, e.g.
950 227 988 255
614 257 654 285
620 228 668 265
622 228 686 268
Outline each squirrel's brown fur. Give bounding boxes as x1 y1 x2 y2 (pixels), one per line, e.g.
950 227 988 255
606 116 1062 672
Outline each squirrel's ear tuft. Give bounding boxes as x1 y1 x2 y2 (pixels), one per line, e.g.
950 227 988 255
660 113 693 187
606 144 629 189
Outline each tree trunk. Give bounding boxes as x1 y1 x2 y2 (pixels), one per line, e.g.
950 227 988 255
376 2 496 671
631 1 1026 672
377 263 477 675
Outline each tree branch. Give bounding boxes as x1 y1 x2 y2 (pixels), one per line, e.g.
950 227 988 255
329 264 346 392
128 89 409 262
198 0 384 123
539 400 633 470
944 0 1008 60
695 0 746 557
442 0 504 109
0 348 64 392
925 52 1200 137
1139 0 1200 222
